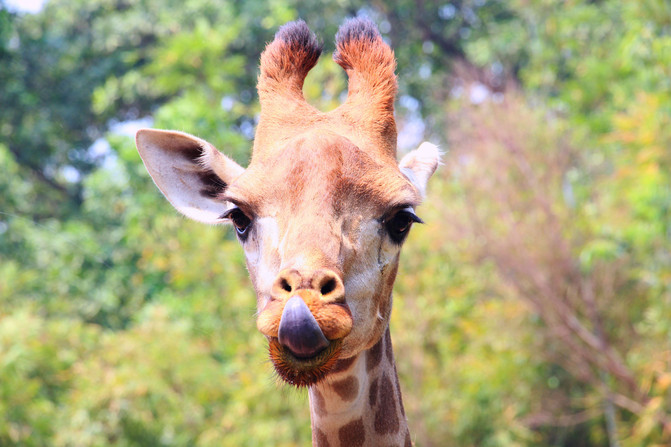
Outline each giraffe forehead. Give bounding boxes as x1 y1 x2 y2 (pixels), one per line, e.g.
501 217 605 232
229 130 420 216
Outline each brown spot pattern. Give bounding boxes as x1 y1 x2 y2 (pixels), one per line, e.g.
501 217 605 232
330 355 357 375
368 377 379 407
314 428 330 447
374 373 400 434
384 262 398 290
312 389 327 417
333 376 359 402
338 418 366 447
393 361 406 417
366 336 383 372
384 329 394 363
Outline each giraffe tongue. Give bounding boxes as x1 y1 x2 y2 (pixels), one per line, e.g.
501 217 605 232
278 296 330 359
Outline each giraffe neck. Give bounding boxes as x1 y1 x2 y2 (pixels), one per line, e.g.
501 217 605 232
308 327 411 447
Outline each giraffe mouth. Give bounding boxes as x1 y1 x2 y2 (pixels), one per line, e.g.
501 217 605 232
257 289 353 386
268 337 343 387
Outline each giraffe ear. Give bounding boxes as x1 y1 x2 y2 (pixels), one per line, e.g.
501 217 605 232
399 142 441 199
135 129 245 224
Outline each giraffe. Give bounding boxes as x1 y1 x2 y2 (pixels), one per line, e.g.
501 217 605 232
135 18 440 446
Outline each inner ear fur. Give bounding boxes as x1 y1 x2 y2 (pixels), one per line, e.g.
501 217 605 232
399 142 442 199
135 129 245 224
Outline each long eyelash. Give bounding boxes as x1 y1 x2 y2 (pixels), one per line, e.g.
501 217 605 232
219 209 233 220
382 210 423 225
402 212 424 224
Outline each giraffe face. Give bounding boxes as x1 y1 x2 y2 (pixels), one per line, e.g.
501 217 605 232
221 130 422 385
135 127 439 387
134 19 440 388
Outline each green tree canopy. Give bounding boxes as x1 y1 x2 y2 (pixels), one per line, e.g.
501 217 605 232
1 0 670 445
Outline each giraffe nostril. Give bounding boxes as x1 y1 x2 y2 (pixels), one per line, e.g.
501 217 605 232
281 278 292 293
273 270 302 298
320 278 336 296
314 270 345 302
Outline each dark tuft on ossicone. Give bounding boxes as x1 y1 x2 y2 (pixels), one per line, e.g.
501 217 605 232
275 19 323 63
335 17 380 47
333 17 387 71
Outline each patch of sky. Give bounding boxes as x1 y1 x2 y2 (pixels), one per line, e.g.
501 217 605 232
468 83 489 104
422 41 435 54
419 63 432 79
439 4 456 20
397 95 425 151
221 96 235 111
84 116 154 174
4 0 46 13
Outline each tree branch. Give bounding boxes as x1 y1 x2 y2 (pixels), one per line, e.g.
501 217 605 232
6 143 81 205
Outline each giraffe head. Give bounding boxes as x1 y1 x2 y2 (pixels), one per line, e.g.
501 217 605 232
135 19 439 387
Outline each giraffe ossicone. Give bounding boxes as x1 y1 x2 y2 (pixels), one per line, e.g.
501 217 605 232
136 17 440 446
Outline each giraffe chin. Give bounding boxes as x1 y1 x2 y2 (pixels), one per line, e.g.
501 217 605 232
268 337 342 387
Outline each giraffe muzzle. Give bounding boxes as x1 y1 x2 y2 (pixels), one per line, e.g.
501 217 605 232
257 286 353 386
278 295 330 359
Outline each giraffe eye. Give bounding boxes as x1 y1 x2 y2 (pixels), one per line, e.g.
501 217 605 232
384 210 423 244
223 208 253 241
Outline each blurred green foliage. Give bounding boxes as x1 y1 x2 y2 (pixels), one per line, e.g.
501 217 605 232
1 0 670 445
